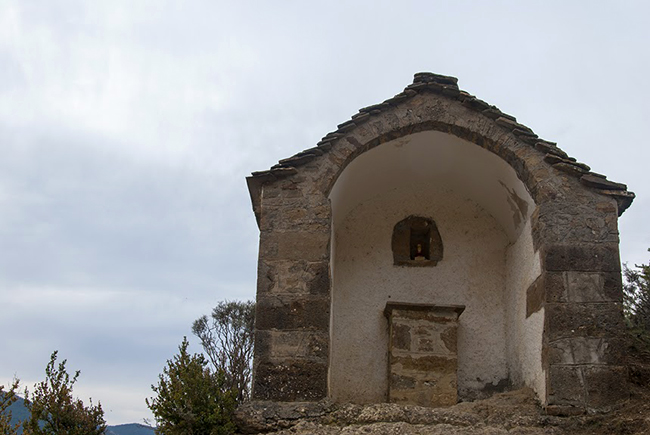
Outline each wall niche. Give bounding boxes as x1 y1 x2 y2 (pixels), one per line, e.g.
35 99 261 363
391 215 443 267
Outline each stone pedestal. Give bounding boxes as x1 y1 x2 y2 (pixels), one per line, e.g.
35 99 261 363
384 302 465 407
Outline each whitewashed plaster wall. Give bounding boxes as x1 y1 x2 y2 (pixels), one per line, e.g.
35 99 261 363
505 220 544 397
329 186 510 402
328 132 541 404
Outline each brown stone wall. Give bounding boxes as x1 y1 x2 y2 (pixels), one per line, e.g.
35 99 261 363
532 178 628 412
252 179 332 401
540 224 628 411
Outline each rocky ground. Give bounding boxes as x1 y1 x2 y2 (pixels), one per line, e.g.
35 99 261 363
237 331 650 435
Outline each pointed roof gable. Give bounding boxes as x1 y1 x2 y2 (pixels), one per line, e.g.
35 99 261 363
247 72 634 224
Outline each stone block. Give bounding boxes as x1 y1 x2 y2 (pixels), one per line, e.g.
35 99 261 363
257 260 330 296
389 365 458 407
543 244 621 272
566 271 623 302
526 274 545 317
545 405 585 416
254 330 329 361
261 193 304 210
385 303 464 322
256 295 330 331
392 354 457 373
305 261 331 296
534 203 621 244
260 205 331 233
439 326 458 354
543 271 623 304
547 365 585 406
547 337 625 365
584 366 629 409
545 302 624 341
391 323 411 351
259 230 330 262
566 272 602 302
544 272 568 303
256 259 275 294
603 271 624 302
390 373 416 390
253 359 327 401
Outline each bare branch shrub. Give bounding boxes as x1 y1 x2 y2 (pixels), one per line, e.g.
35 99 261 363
192 300 255 403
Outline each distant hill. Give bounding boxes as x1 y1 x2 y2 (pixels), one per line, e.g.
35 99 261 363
7 394 29 428
4 394 155 435
106 423 156 435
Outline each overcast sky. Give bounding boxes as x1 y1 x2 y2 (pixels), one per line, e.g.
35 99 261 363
1 0 649 426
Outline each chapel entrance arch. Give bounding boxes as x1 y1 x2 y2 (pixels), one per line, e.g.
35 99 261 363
328 130 542 403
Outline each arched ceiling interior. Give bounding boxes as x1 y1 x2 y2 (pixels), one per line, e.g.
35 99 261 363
329 131 535 242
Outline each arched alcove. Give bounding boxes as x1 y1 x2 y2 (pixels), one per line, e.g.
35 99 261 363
328 131 543 403
391 215 443 266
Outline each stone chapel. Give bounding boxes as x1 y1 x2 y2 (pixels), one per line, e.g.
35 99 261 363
245 72 635 414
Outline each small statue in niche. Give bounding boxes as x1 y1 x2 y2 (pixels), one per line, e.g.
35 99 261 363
392 215 443 266
414 243 426 261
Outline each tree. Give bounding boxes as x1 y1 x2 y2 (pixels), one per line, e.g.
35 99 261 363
192 300 255 403
147 337 236 435
0 378 21 435
624 249 650 331
23 351 106 435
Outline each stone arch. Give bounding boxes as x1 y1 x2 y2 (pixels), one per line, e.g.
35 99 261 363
327 129 539 404
323 119 543 203
247 73 634 413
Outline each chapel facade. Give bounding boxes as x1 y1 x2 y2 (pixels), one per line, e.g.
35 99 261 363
246 72 634 414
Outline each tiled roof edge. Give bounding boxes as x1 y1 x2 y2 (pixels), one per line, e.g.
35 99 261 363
247 72 634 216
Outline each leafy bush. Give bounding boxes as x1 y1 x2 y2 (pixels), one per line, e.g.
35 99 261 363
147 338 236 435
623 249 650 331
23 351 106 435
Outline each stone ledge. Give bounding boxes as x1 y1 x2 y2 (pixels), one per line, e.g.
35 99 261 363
253 359 328 402
544 405 585 416
256 294 330 331
235 388 556 434
254 330 328 361
543 244 621 272
235 399 335 434
547 337 626 365
543 271 624 304
545 302 625 341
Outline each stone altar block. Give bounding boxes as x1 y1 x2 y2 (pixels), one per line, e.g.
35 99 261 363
384 302 465 407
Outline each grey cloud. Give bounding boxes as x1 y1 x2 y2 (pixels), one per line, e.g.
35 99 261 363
1 0 649 425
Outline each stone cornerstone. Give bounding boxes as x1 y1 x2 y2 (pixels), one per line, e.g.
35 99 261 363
246 72 634 414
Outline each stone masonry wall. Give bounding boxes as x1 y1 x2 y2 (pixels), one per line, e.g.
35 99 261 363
253 181 331 400
534 186 628 413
